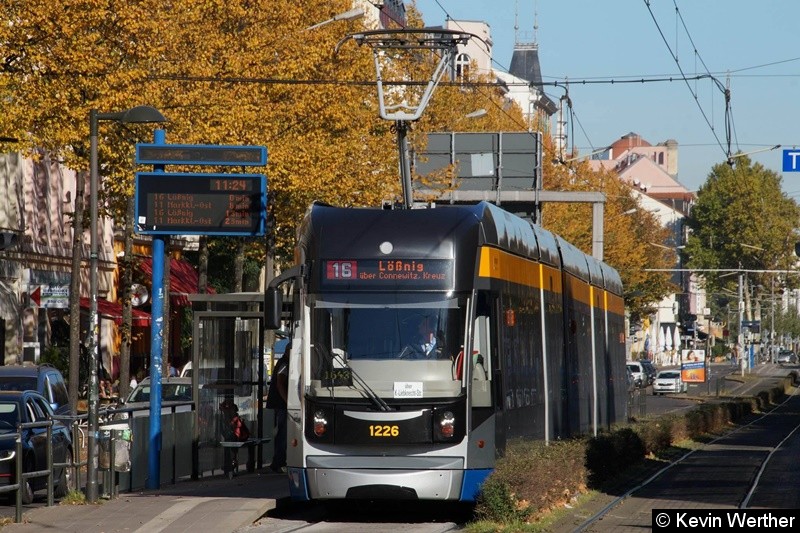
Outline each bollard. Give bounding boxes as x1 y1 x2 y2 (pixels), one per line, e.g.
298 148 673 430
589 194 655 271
46 424 53 507
14 431 21 523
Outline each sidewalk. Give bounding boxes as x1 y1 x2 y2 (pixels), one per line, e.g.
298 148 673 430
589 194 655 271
2 468 290 533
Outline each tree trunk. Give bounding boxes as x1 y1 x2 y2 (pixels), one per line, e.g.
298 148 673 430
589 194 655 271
198 236 208 297
67 170 86 414
118 195 134 400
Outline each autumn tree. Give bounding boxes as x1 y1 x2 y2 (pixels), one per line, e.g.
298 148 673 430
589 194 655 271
0 0 400 399
540 139 675 321
0 0 403 261
1 0 678 378
683 155 800 327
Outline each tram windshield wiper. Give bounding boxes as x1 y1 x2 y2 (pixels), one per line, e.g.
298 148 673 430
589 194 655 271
330 351 391 412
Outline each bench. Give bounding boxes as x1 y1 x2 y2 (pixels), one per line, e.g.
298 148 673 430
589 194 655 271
219 437 271 478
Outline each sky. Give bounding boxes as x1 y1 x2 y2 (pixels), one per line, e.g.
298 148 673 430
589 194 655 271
411 1 800 198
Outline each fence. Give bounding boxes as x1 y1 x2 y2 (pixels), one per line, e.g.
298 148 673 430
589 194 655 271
0 420 61 523
4 397 274 522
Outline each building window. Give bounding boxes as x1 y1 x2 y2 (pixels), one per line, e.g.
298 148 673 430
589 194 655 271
455 53 471 80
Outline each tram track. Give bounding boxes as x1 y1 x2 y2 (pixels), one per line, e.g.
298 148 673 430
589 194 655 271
573 383 800 532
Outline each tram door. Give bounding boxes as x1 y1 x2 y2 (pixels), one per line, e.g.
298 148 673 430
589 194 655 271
471 293 505 457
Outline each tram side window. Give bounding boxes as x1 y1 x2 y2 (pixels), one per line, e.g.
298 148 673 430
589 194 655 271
471 314 492 407
473 316 490 380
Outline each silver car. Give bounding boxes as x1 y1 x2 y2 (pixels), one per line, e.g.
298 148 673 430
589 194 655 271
118 377 193 417
652 370 687 395
627 362 646 388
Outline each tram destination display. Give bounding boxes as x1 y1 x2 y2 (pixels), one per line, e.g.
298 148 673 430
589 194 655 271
134 172 266 236
320 259 453 289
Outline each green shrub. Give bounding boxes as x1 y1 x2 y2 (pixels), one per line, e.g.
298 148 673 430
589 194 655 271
634 418 673 455
586 428 645 486
475 475 527 523
40 345 69 378
475 438 587 523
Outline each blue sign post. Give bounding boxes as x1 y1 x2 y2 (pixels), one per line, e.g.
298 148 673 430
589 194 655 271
135 139 267 489
146 129 166 490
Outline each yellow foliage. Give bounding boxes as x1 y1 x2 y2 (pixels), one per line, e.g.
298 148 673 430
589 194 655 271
0 0 675 305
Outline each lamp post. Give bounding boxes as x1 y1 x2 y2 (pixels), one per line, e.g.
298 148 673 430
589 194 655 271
87 106 166 502
306 7 364 31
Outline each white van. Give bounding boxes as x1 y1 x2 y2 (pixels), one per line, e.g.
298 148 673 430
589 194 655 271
626 361 646 388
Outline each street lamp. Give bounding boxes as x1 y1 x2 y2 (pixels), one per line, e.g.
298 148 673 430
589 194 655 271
727 144 781 166
87 105 166 502
464 108 488 120
306 7 365 31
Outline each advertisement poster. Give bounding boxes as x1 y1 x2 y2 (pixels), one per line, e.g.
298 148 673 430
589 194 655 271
681 349 706 382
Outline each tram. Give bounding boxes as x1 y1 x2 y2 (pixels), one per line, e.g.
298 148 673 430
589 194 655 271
265 201 627 502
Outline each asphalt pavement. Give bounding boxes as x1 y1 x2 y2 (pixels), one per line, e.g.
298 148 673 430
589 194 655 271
2 467 290 533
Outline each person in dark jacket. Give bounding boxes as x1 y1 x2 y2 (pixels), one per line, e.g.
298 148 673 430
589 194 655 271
265 342 290 472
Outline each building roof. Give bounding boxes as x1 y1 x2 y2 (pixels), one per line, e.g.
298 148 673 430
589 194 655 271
507 42 557 115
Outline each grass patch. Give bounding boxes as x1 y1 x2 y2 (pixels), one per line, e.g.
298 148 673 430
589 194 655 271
60 489 88 505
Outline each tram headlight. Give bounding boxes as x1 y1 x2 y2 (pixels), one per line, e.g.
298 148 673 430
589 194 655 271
313 410 328 437
438 411 455 439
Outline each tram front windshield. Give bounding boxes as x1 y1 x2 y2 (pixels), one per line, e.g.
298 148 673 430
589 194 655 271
308 292 467 401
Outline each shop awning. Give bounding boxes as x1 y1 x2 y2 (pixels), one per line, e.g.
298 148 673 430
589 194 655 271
139 258 216 307
79 297 151 327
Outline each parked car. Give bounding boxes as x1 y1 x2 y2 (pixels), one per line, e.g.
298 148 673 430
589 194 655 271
0 364 71 416
627 362 646 388
777 350 797 365
652 370 688 395
638 359 658 385
625 366 636 392
0 390 74 503
117 377 192 418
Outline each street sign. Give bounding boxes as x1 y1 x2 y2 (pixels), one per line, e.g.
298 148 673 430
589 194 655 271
135 144 267 166
782 149 800 172
742 320 760 333
29 285 69 308
134 172 266 236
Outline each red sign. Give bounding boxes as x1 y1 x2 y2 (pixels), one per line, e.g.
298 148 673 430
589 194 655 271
326 260 357 280
321 259 453 289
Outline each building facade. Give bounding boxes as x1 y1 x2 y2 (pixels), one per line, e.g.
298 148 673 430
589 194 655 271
0 150 118 366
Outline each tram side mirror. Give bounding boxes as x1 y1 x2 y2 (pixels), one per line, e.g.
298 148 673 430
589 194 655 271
265 287 282 330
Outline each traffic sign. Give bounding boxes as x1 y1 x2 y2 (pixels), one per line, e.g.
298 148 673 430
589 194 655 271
29 285 69 308
742 320 760 333
782 149 800 172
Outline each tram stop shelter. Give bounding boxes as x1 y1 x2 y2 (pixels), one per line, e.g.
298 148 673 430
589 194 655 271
188 292 272 476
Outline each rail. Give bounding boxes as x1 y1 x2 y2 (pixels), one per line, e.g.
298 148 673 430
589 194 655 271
0 391 265 521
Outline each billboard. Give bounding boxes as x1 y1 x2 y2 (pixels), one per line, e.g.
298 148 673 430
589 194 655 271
680 349 706 383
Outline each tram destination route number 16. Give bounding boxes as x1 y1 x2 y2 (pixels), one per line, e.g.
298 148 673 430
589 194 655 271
134 172 266 236
323 259 453 288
